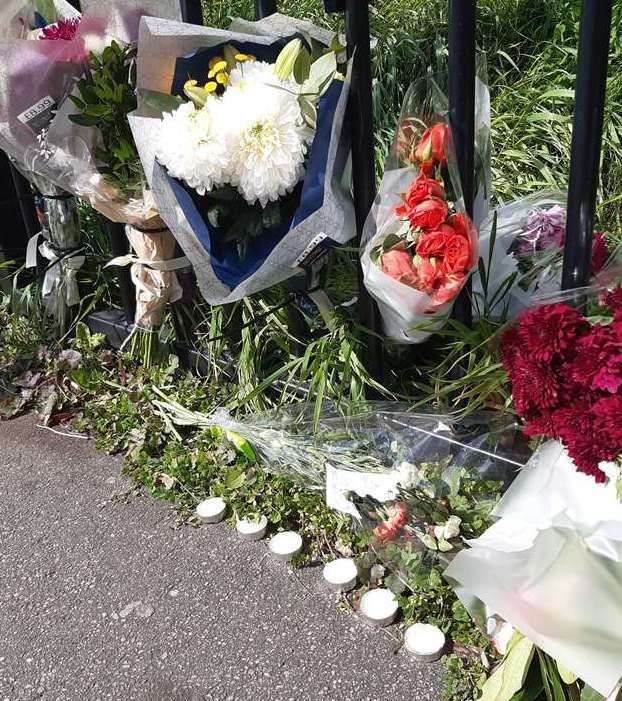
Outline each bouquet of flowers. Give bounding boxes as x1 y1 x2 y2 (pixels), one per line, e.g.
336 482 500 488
128 13 355 305
0 0 83 334
474 191 619 319
361 119 478 343
501 285 622 484
0 0 187 347
445 284 622 698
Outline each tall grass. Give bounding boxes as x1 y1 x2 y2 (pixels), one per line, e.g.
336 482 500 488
204 0 622 238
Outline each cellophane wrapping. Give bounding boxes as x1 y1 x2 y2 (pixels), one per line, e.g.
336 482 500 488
360 72 486 344
473 190 622 319
0 0 181 228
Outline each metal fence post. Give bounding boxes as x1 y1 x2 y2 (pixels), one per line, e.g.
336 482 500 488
448 0 476 327
254 0 277 19
345 0 383 381
179 0 203 25
0 153 36 263
562 0 612 291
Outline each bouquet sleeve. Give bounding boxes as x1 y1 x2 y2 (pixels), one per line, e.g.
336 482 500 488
128 14 355 305
473 190 622 319
360 73 481 344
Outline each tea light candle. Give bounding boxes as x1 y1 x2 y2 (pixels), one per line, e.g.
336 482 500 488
359 588 398 627
268 531 303 561
236 515 268 541
323 558 358 592
404 623 446 662
196 497 226 524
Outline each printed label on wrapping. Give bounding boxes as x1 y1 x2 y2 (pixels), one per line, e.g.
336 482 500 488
17 95 57 134
325 464 401 518
293 233 331 270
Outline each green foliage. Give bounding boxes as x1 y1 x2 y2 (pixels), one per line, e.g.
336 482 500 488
69 42 143 201
443 654 489 701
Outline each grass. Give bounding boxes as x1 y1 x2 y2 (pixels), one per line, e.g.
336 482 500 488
204 0 622 236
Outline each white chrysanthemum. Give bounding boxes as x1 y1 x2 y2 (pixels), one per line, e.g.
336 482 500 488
220 62 313 206
156 101 228 196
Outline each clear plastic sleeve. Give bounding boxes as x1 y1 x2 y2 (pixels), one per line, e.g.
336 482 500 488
445 441 622 698
0 0 182 228
473 190 622 319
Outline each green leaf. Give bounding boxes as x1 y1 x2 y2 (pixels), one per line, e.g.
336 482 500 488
479 638 535 701
275 38 303 81
225 468 246 490
293 48 312 84
304 50 337 96
34 0 57 24
225 431 257 462
299 95 318 129
580 686 605 701
556 661 578 686
139 89 184 116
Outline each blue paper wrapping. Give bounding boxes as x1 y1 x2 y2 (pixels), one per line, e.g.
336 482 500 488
163 38 344 291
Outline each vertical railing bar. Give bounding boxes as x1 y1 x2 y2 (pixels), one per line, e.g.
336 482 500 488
9 163 40 240
254 0 277 20
448 0 476 328
179 0 203 25
562 0 612 291
345 0 383 382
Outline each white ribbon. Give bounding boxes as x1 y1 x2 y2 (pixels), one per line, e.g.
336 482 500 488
26 232 85 308
106 253 189 305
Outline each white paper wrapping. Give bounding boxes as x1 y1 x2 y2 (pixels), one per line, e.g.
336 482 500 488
445 440 622 697
360 168 466 343
129 14 355 305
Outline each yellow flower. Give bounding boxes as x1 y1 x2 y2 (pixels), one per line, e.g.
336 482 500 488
235 53 253 62
208 56 224 69
216 73 229 86
208 60 228 79
204 81 218 93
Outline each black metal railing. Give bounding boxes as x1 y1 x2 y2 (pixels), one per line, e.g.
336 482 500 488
1 0 614 373
562 0 612 291
449 0 475 327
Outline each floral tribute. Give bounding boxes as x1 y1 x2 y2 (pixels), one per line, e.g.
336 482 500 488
156 39 340 259
511 203 611 288
370 123 477 308
502 289 622 482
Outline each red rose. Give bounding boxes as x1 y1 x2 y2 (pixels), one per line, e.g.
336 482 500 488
407 197 449 231
415 123 449 173
413 256 444 292
381 248 418 287
447 212 472 240
373 502 409 543
416 224 472 275
395 175 446 219
443 233 472 274
432 273 465 305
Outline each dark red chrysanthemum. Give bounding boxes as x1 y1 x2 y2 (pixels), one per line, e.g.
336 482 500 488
568 323 622 393
40 17 81 41
604 287 622 315
592 395 622 461
500 327 522 372
509 357 560 414
565 436 608 483
516 304 589 363
523 411 557 438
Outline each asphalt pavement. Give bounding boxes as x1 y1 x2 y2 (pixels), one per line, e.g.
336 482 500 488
0 415 442 701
